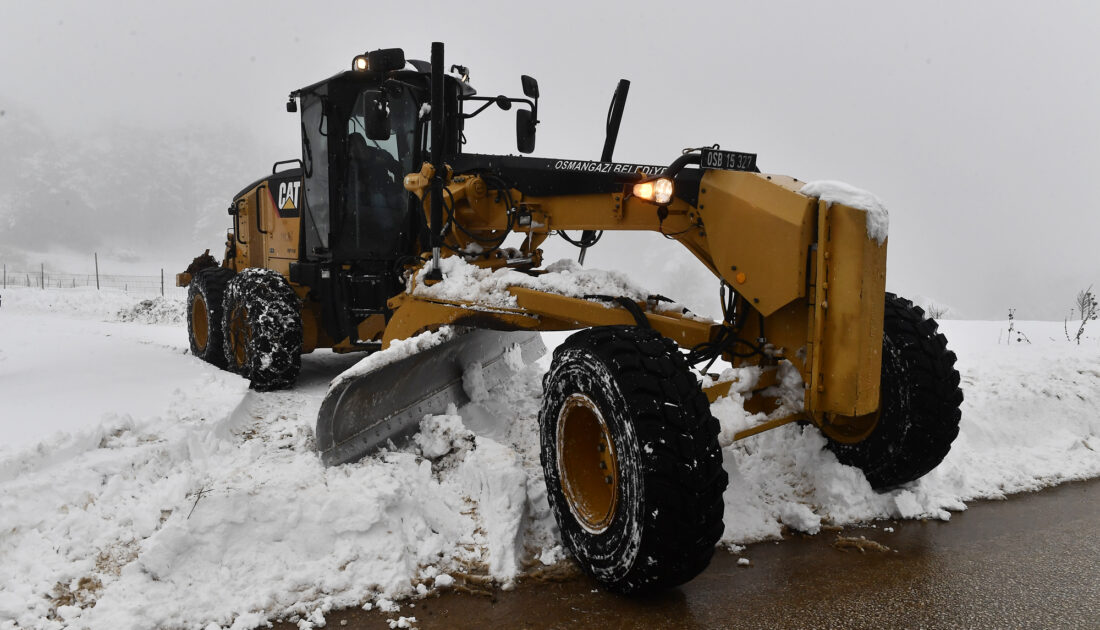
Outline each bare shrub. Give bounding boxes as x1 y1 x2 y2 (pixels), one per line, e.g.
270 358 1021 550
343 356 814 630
1065 285 1098 345
1007 308 1031 344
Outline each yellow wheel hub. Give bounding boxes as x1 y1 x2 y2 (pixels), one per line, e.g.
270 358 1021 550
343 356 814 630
191 294 209 351
556 393 619 534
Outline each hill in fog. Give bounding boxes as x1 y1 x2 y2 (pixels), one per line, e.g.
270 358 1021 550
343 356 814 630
0 104 273 270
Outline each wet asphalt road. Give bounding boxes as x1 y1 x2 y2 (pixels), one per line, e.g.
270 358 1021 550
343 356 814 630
291 478 1100 629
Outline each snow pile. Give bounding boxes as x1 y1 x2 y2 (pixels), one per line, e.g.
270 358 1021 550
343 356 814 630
712 320 1100 544
3 292 1100 630
115 296 186 325
800 180 889 245
0 360 554 630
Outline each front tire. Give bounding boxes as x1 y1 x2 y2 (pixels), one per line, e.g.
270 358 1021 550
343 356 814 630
824 293 963 489
187 267 234 367
539 326 727 593
221 268 303 391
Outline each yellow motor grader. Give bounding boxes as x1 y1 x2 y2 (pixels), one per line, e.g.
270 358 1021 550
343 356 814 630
178 43 962 593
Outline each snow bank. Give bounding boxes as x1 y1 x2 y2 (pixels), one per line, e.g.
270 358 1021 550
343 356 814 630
2 286 184 325
800 180 889 245
2 294 1100 630
0 368 555 630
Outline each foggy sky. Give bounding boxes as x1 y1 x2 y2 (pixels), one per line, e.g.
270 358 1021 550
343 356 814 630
2 0 1098 319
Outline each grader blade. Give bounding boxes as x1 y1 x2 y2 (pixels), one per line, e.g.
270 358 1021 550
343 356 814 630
316 330 546 466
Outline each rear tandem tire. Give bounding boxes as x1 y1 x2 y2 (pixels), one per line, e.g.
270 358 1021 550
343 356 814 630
824 292 964 490
538 326 727 594
186 267 234 368
221 268 303 391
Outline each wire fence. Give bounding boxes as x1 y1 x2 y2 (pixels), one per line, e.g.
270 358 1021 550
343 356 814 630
0 262 187 299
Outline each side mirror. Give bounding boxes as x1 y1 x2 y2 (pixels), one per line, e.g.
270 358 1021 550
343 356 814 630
521 75 539 99
517 108 536 154
363 91 391 141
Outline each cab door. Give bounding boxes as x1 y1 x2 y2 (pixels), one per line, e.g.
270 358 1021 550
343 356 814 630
332 85 420 261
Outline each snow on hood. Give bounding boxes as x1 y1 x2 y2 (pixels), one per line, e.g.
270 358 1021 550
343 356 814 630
407 256 704 322
410 256 652 308
800 180 890 245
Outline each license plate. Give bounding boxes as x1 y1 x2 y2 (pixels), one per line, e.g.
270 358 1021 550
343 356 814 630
700 148 758 172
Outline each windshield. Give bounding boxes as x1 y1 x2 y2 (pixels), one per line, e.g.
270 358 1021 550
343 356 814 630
347 89 417 174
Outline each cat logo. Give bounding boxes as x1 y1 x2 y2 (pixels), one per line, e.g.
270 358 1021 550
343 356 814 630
277 181 301 211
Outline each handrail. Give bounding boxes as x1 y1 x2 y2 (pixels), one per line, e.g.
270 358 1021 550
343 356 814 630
256 184 270 235
233 199 247 245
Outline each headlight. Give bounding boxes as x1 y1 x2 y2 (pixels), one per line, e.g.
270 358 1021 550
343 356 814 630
353 55 369 71
633 177 674 205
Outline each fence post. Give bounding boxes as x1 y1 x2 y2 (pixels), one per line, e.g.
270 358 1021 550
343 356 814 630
95 252 100 290
161 269 164 297
40 263 45 290
2 263 5 289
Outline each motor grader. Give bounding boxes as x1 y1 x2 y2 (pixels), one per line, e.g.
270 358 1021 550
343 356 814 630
178 43 963 594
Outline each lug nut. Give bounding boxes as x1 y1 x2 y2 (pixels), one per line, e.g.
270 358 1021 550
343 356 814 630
605 475 613 485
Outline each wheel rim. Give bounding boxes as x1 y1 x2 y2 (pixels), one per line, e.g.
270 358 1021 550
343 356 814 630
191 294 209 351
820 410 880 444
228 305 250 368
556 393 619 534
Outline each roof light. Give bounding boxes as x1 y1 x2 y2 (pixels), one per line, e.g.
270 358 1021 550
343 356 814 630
353 55 369 71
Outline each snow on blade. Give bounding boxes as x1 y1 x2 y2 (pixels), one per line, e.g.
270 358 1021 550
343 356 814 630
327 326 457 392
800 179 890 245
2 292 1100 630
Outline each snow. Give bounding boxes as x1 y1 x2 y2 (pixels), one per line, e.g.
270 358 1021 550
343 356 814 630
2 288 1099 630
327 327 456 389
799 180 890 245
432 574 454 588
411 256 695 318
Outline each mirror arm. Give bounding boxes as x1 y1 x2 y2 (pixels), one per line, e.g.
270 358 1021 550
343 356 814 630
459 95 535 109
462 100 497 118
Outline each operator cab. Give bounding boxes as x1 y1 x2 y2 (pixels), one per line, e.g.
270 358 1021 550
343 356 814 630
284 47 538 346
286 49 464 344
294 67 431 263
